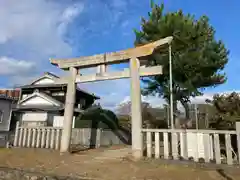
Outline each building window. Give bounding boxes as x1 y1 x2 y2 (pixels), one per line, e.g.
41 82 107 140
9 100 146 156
0 110 3 123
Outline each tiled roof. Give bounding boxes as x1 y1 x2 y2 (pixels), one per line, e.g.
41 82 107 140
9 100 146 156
18 90 64 107
44 72 59 78
14 105 83 113
0 89 20 100
18 71 100 100
19 84 100 99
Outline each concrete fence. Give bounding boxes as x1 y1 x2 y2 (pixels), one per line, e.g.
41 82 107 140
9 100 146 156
13 122 129 150
13 120 240 166
13 122 62 149
142 128 240 165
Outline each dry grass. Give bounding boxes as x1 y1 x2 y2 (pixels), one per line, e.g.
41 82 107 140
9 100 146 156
0 147 239 180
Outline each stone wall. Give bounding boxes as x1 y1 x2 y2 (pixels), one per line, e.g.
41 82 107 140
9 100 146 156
71 128 131 148
0 167 88 180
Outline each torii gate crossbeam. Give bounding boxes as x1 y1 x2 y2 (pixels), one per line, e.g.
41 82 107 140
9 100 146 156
50 36 173 159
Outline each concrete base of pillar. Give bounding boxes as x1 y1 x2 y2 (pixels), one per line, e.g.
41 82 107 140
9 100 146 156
60 151 71 156
131 149 143 160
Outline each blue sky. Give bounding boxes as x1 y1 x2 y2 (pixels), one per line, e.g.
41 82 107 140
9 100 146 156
0 0 239 109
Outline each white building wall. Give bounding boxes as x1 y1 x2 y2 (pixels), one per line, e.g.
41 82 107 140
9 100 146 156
52 115 75 128
21 113 76 129
22 112 47 121
22 94 31 99
53 116 64 127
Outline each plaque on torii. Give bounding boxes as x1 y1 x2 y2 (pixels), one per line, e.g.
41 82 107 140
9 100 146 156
50 36 173 159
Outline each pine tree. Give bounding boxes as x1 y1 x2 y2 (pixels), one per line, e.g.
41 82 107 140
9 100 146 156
134 2 229 123
207 92 240 130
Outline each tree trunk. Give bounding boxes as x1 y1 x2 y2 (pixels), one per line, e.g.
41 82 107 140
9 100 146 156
180 99 190 119
173 100 181 128
180 99 192 128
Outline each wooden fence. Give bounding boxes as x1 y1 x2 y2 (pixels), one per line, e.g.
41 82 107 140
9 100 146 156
13 122 129 149
142 128 240 165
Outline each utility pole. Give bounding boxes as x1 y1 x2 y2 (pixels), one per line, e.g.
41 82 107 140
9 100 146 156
205 106 209 129
194 104 198 129
166 105 170 128
169 44 174 129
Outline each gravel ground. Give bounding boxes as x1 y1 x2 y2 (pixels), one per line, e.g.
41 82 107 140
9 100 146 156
0 146 240 180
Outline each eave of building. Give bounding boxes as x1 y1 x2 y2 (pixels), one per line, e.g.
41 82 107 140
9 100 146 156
18 90 64 107
18 83 100 100
30 72 60 85
18 71 100 100
13 105 83 114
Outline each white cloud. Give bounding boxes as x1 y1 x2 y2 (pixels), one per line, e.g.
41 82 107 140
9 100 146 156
119 95 166 108
79 78 130 110
58 3 84 36
0 0 85 86
190 94 213 104
0 0 72 55
61 3 84 23
9 75 39 88
0 0 136 90
0 56 35 76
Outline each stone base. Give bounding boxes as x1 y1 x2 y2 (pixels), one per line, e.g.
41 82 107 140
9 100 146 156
60 149 72 156
131 149 143 160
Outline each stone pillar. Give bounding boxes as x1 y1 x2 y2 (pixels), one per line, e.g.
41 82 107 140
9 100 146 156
60 67 77 153
130 57 143 159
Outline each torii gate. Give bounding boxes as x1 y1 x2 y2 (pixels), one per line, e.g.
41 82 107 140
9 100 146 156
50 36 173 159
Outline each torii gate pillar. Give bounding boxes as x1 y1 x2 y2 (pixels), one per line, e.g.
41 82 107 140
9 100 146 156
130 57 143 158
60 67 77 153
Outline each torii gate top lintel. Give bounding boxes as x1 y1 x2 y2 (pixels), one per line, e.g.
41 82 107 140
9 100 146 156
50 36 173 69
